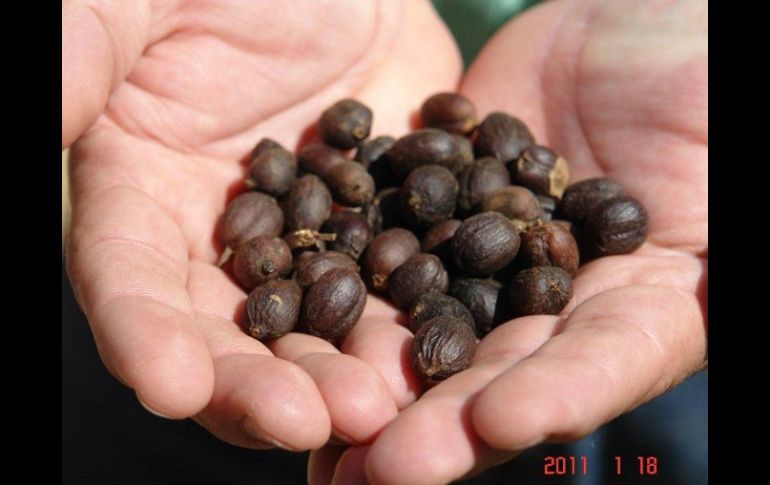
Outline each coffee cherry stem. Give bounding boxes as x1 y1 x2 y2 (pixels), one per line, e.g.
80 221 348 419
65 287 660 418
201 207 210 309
217 246 234 267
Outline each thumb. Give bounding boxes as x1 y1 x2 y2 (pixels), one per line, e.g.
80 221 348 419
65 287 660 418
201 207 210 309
62 1 152 148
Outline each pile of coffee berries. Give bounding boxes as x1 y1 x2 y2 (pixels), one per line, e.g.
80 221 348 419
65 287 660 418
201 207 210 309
217 94 649 385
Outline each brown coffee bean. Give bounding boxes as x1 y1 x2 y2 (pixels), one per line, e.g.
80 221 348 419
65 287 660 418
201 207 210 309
452 212 520 276
480 186 541 231
370 187 403 231
386 129 472 177
420 92 477 135
321 211 373 259
551 219 577 234
360 137 400 190
218 192 284 249
325 161 376 207
421 218 462 267
490 257 524 286
457 157 511 213
556 178 626 223
251 138 284 159
293 250 317 269
298 144 347 178
283 175 333 231
283 229 334 258
512 145 570 199
297 143 348 179
245 147 297 197
232 236 293 290
474 112 535 163
449 278 506 338
287 246 325 263
451 133 475 173
409 316 476 382
302 268 367 342
408 291 475 334
509 266 572 317
536 194 558 221
319 99 373 149
519 222 580 276
551 219 584 255
293 250 359 289
388 253 449 310
355 136 396 168
361 228 420 292
583 196 648 257
361 200 382 235
246 279 302 340
401 165 459 228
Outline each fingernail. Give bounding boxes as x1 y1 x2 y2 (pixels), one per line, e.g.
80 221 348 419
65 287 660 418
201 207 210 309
240 416 291 450
137 395 174 419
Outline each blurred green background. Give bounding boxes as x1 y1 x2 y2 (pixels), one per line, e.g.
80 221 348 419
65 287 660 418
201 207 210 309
432 0 540 67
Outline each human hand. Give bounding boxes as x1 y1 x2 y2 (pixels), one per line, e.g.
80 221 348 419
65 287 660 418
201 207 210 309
310 0 708 482
63 0 462 450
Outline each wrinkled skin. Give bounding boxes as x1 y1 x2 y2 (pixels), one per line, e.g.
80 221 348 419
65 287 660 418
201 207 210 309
63 0 707 483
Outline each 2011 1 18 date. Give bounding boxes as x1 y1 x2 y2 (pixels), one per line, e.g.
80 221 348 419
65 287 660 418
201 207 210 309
544 456 659 476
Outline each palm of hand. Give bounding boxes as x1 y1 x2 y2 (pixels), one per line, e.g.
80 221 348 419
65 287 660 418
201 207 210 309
66 0 707 482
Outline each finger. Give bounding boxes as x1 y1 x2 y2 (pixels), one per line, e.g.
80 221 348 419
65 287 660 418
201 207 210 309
340 296 424 410
331 446 371 485
356 253 706 481
269 332 399 445
268 294 406 444
357 316 559 485
187 262 332 450
472 285 708 451
308 445 348 485
190 261 397 448
565 249 707 314
197 352 330 451
66 185 214 419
